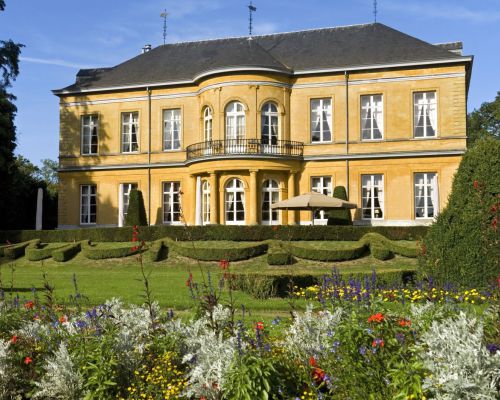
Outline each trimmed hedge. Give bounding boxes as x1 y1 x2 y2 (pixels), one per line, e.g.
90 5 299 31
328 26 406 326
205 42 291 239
4 240 40 259
267 241 293 265
360 233 418 258
0 225 428 243
170 240 268 261
289 241 367 261
327 186 353 225
370 243 392 260
83 243 141 260
124 190 148 226
149 239 168 262
26 243 66 261
52 241 87 262
0 243 14 257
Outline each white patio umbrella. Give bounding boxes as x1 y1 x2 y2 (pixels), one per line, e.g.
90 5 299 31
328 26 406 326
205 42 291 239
271 191 357 225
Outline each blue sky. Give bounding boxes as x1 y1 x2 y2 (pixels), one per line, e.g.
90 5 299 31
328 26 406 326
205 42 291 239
1 0 500 165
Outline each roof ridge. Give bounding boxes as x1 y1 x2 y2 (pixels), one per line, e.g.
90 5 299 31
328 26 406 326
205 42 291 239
157 22 376 48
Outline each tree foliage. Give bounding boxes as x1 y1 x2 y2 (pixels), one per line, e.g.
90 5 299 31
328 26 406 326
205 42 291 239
420 138 500 288
124 190 148 226
327 186 353 225
467 91 500 146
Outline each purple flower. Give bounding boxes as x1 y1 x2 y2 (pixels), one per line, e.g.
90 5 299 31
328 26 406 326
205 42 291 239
359 345 367 355
486 344 500 355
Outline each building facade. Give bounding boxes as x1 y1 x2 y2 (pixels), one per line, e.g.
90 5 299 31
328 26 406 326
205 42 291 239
54 23 472 228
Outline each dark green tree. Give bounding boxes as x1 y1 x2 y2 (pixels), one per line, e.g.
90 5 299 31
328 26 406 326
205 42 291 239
327 186 352 225
467 91 500 146
420 138 500 288
125 189 148 226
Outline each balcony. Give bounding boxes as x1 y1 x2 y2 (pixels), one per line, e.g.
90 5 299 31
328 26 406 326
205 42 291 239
186 139 304 161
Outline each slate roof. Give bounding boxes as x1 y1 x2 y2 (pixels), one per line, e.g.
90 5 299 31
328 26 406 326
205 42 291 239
54 23 471 94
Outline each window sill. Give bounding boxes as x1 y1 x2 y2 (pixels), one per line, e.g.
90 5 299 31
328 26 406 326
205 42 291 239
81 153 99 157
308 141 333 145
411 136 439 140
121 151 140 154
162 149 183 153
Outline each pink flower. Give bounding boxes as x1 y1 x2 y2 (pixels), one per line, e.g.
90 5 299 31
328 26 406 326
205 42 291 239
256 321 264 331
24 356 32 365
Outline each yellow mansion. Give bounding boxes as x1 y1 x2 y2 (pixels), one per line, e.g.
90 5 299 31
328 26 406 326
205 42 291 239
54 23 472 228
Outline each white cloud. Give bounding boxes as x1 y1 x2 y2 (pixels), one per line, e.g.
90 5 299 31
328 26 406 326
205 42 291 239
253 22 280 35
383 1 500 22
19 56 92 69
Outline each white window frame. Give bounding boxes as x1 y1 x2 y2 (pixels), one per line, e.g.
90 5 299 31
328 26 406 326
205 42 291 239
225 178 245 225
360 94 383 140
163 182 181 224
311 176 332 224
261 102 279 146
361 174 384 220
261 179 280 225
163 108 182 151
121 112 139 153
225 102 246 140
80 184 97 225
81 114 98 155
310 98 332 143
202 180 211 225
413 91 437 138
118 183 138 227
414 173 439 219
203 107 213 142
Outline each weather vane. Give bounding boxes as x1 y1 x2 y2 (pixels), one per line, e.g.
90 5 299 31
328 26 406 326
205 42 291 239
248 1 257 36
373 0 378 23
160 9 168 44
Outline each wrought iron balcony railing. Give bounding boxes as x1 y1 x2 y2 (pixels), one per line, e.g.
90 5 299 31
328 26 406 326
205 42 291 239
186 139 304 161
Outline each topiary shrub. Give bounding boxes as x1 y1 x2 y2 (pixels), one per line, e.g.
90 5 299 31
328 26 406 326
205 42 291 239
26 243 66 261
420 138 500 288
124 190 148 226
370 242 392 260
4 239 39 259
83 243 141 260
149 239 169 262
327 186 353 225
52 241 87 262
289 241 367 261
170 240 268 261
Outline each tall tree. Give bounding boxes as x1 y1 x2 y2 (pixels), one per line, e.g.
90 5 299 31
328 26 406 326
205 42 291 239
467 91 500 146
0 0 25 229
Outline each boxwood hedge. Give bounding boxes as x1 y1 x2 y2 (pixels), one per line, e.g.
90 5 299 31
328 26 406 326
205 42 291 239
0 225 428 243
82 243 141 260
52 241 87 262
26 243 67 261
149 239 168 262
4 240 40 259
170 240 268 261
289 241 367 261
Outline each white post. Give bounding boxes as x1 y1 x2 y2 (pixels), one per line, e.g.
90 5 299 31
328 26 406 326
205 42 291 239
195 176 202 226
36 188 43 230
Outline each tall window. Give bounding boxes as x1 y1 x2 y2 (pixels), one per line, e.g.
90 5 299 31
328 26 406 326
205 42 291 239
261 102 279 145
414 91 437 138
311 98 332 143
163 182 181 224
122 112 139 153
163 109 181 150
261 179 279 225
225 102 245 140
311 176 332 223
202 180 211 225
225 178 245 225
361 95 383 140
203 107 213 142
414 173 438 219
119 183 137 227
81 115 98 155
80 185 96 225
361 174 384 220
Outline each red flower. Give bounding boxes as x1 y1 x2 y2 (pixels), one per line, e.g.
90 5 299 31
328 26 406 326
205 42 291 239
186 272 194 287
10 335 18 344
219 259 229 270
312 367 326 384
372 338 385 347
309 356 317 367
24 301 34 310
59 315 67 323
24 356 32 365
398 319 411 327
367 313 384 323
256 321 264 331
491 205 498 213
473 180 479 189
492 218 498 231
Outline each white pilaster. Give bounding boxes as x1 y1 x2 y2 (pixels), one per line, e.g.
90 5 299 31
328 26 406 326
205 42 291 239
195 176 202 226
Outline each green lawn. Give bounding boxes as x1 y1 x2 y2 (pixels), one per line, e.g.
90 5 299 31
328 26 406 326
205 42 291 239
0 244 417 318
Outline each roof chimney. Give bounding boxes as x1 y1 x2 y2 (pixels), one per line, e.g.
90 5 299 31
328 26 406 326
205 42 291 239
142 44 152 54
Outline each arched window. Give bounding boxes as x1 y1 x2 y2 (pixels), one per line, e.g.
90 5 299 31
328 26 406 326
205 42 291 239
202 180 210 225
225 102 245 140
261 179 279 225
225 178 245 225
261 102 279 146
203 107 212 142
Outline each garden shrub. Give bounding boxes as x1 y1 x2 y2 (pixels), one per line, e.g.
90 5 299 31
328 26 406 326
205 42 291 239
52 241 87 262
170 240 268 261
360 232 418 258
4 239 39 259
25 243 66 261
0 225 428 243
370 242 392 260
149 239 168 262
124 190 148 226
327 186 353 225
267 241 292 265
82 243 140 260
0 243 13 257
289 241 367 261
230 274 278 299
421 138 500 287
